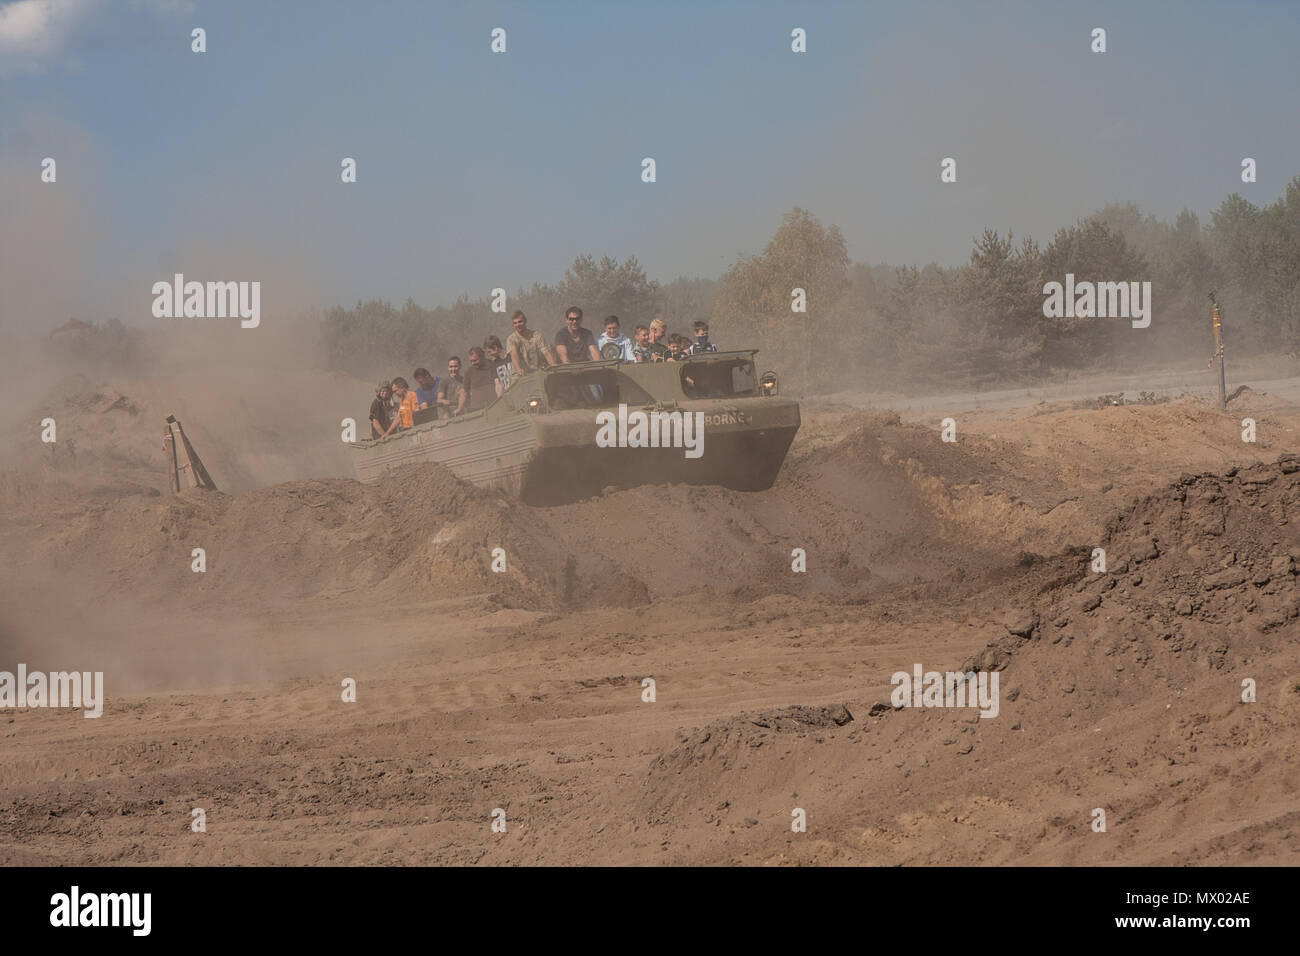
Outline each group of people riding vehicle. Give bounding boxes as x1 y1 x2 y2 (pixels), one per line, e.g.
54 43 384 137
368 307 718 440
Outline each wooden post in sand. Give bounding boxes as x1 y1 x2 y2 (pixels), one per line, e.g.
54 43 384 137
164 416 218 492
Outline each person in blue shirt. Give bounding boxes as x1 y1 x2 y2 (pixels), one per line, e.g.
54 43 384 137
413 367 440 417
595 315 636 362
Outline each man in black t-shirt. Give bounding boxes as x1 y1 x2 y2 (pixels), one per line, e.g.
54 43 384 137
369 381 393 439
484 335 514 390
554 306 599 363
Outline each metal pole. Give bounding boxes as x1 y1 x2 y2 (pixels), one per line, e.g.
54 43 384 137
1211 296 1226 410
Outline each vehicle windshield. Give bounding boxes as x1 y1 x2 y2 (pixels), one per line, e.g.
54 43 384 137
680 359 756 398
545 369 653 409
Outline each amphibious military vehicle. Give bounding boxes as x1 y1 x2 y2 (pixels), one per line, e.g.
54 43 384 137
349 350 800 505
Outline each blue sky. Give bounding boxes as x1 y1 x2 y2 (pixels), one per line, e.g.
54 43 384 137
3 0 1299 328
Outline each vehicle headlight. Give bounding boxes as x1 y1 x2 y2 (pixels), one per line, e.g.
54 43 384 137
760 372 778 396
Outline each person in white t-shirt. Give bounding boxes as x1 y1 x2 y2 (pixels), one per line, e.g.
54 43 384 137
595 315 636 362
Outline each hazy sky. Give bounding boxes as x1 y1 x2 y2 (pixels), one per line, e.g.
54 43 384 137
2 0 1298 328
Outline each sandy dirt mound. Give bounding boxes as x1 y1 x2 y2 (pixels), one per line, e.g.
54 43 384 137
824 393 1300 565
0 378 164 496
0 464 649 616
1 411 1044 623
8 386 1287 615
10 398 1263 630
624 456 1300 864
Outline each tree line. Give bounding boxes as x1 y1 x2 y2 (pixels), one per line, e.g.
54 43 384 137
321 175 1300 392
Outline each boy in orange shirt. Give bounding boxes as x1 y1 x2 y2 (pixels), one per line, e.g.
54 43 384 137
391 377 420 430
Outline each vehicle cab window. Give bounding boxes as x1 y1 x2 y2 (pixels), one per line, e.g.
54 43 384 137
680 359 756 398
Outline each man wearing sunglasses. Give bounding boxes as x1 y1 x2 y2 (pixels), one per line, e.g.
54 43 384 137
554 306 600 363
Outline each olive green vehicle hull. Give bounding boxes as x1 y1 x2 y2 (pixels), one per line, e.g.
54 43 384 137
350 351 799 505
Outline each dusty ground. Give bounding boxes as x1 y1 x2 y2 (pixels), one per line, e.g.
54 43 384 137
2 358 1299 865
